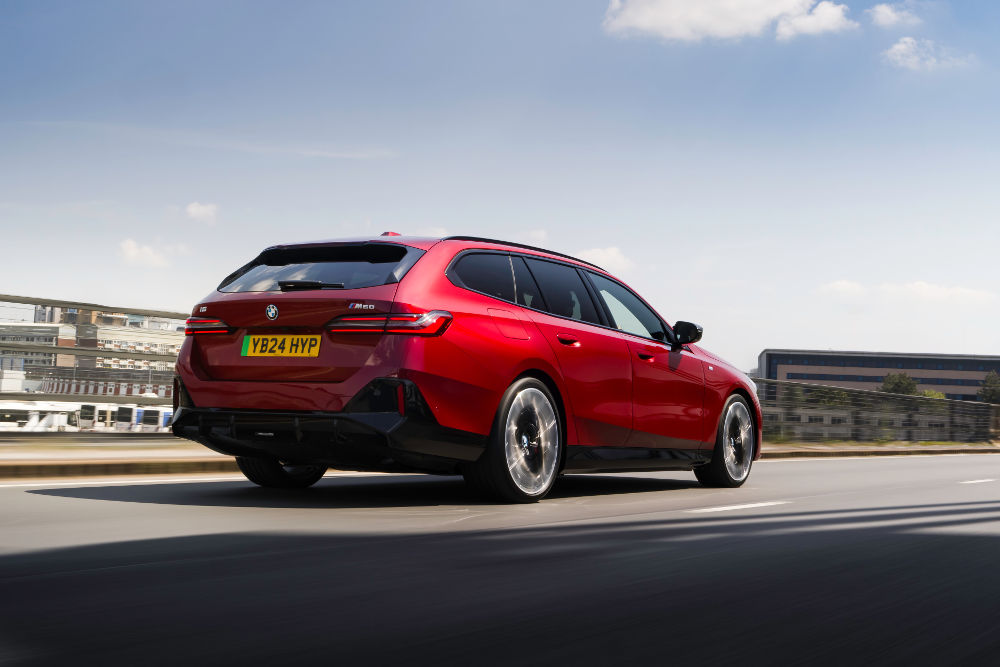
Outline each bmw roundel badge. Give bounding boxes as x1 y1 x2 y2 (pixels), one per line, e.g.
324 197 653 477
265 304 278 320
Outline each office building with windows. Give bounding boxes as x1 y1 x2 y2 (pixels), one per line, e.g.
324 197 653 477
757 349 1000 401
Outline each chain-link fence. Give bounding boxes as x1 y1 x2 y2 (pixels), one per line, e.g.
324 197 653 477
754 378 995 443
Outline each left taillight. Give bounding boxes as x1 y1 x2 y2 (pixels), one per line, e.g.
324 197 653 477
184 318 234 335
326 311 452 336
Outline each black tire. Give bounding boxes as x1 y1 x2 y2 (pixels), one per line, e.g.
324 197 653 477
235 456 327 489
463 377 562 503
695 394 755 488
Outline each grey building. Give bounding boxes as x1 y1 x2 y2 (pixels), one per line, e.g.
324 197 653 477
757 349 1000 402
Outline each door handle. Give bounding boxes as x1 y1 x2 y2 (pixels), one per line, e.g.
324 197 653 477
637 352 654 361
556 333 580 347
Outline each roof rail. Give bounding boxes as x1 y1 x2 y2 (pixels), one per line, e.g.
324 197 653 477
441 236 603 270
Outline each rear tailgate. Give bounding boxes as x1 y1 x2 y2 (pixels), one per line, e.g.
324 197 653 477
191 284 397 383
187 241 426 383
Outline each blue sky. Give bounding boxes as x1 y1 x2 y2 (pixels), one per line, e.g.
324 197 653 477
1 0 997 369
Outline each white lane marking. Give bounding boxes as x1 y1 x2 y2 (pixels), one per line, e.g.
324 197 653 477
688 501 790 514
959 479 996 485
763 454 996 462
0 471 397 489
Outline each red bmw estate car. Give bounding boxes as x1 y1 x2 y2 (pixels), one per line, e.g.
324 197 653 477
172 234 762 502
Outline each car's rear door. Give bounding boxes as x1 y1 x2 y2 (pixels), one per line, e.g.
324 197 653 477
585 271 706 449
517 257 633 446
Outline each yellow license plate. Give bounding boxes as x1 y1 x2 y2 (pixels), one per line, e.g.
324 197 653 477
241 335 322 357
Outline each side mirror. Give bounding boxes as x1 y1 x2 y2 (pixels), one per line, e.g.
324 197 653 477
673 321 703 348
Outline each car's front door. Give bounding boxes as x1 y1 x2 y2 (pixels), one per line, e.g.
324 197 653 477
585 272 706 449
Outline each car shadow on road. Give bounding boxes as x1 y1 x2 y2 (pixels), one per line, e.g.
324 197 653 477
28 472 701 509
4 498 1000 664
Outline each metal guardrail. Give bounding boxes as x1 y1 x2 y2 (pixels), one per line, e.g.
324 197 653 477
0 294 188 321
0 392 172 406
754 378 994 443
0 341 178 362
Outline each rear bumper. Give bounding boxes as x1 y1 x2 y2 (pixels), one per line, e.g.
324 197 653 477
171 379 486 473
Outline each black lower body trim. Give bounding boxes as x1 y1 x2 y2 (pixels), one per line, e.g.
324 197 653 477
171 380 486 474
563 445 711 473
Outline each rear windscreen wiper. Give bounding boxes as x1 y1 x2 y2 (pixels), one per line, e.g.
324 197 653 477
277 280 346 291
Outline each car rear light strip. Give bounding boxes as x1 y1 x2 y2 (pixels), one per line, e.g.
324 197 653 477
184 318 234 335
327 311 452 336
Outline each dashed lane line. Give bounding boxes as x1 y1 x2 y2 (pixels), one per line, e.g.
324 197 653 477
688 501 790 514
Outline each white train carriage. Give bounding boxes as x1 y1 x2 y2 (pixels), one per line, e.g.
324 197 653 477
114 404 142 432
78 403 118 431
0 400 82 432
139 406 174 433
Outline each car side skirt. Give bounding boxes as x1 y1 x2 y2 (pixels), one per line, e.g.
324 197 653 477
562 445 712 473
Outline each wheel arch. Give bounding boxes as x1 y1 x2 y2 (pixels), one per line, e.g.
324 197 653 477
726 386 762 460
513 368 573 467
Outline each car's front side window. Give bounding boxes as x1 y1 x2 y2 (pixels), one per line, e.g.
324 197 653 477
587 272 667 341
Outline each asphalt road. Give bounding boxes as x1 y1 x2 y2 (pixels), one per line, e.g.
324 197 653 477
2 455 1000 666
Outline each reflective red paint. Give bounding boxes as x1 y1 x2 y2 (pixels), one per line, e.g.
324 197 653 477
173 235 762 485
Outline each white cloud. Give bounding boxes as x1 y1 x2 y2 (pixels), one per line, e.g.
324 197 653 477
818 279 995 305
883 37 976 71
866 3 921 28
577 246 634 274
119 239 170 268
185 201 218 224
877 281 995 305
818 279 867 297
775 1 858 40
524 229 549 245
603 0 856 42
162 242 192 257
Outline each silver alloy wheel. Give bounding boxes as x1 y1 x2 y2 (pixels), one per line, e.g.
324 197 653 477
722 401 754 482
503 387 560 496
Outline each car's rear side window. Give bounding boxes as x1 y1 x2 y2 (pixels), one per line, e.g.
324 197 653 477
451 253 515 301
524 258 601 325
512 257 546 310
218 243 424 292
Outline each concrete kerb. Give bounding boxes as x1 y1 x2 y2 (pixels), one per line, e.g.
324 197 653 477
0 458 239 479
761 447 1000 459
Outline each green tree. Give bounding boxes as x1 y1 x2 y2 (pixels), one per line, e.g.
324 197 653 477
881 372 918 395
782 384 804 407
920 390 946 399
979 370 1000 404
810 387 850 407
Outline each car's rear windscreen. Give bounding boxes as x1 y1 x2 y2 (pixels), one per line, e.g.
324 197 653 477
218 243 425 293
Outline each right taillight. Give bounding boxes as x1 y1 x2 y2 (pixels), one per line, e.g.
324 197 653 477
326 311 452 336
184 318 233 335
